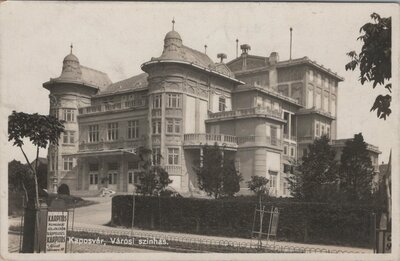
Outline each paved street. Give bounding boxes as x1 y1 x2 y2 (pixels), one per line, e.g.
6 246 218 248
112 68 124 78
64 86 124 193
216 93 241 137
74 196 113 225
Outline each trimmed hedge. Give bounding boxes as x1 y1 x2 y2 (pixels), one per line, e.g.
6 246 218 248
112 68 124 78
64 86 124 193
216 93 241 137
111 195 384 247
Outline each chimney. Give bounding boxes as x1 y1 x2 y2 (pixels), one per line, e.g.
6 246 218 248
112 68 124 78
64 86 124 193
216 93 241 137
240 44 251 70
269 52 279 91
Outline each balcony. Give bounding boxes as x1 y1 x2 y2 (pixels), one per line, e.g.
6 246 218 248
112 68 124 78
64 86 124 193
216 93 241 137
283 133 297 142
207 107 284 123
164 165 182 175
183 133 238 150
78 138 144 152
78 100 148 115
237 135 282 148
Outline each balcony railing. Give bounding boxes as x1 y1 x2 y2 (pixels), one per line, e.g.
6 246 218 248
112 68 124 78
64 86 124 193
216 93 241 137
164 165 182 175
183 133 238 149
283 133 297 141
208 107 283 121
237 135 282 147
79 138 144 152
78 100 147 115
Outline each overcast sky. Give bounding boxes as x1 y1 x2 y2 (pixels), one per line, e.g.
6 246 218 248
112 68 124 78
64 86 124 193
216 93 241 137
0 2 398 165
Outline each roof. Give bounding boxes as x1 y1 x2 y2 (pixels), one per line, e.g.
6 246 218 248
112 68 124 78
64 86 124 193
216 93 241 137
80 66 112 91
97 73 148 96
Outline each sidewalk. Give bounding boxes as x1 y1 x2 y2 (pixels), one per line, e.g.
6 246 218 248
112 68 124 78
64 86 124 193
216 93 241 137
9 217 371 253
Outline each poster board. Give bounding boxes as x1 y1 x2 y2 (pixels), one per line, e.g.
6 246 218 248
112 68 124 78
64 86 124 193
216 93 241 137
45 211 69 253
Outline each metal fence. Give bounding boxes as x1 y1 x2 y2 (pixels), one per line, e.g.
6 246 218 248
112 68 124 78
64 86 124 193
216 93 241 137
68 226 363 253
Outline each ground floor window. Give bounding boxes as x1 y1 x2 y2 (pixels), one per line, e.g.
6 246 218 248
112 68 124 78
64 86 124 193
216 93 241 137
269 171 278 189
108 172 118 185
89 173 98 185
128 171 139 185
63 156 74 171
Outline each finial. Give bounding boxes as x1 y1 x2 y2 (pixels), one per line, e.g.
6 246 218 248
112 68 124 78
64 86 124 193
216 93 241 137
204 44 207 54
70 43 73 54
172 17 175 31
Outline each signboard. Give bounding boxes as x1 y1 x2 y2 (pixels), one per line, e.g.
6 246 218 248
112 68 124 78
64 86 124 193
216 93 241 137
46 211 69 252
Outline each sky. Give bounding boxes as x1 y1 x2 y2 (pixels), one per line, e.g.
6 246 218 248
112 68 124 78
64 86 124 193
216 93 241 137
0 2 398 165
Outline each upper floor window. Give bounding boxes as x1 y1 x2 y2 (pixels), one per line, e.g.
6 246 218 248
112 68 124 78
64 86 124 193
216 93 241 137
309 70 314 82
166 119 181 134
283 145 288 155
153 94 162 108
269 171 277 188
315 90 322 109
317 74 322 85
290 147 295 157
152 120 162 134
152 147 161 165
324 78 329 88
63 109 75 122
315 122 320 137
63 156 74 171
128 120 139 139
321 125 325 135
63 131 75 144
89 125 99 143
107 123 119 141
168 148 179 165
327 127 331 138
307 88 313 109
323 93 329 112
219 97 226 112
167 94 181 108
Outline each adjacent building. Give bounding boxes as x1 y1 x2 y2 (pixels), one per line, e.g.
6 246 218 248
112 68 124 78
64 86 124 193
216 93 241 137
44 25 380 197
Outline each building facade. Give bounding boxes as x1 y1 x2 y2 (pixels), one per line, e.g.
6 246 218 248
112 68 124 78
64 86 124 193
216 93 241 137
44 27 379 197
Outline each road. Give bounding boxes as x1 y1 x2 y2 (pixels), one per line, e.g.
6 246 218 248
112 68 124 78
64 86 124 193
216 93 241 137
73 196 113 225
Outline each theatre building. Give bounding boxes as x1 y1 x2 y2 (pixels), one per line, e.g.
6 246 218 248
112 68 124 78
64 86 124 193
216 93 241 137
44 24 379 197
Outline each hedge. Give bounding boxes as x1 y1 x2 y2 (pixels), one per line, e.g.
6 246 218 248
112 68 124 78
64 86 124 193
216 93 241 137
111 195 384 247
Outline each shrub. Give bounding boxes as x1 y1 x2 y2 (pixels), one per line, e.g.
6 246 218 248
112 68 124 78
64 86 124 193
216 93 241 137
57 184 70 196
112 195 384 247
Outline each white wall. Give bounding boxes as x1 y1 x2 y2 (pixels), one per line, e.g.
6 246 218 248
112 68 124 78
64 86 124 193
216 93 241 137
185 95 196 133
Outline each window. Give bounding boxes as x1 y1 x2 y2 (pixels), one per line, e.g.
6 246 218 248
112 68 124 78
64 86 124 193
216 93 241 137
152 148 161 165
168 148 179 165
290 147 295 157
89 163 99 172
321 125 325 135
88 125 99 143
63 156 73 171
331 97 336 116
152 120 162 134
128 161 139 170
324 78 329 88
167 94 181 108
327 127 330 138
270 126 277 145
315 123 320 137
166 119 181 134
219 97 226 112
307 88 313 108
107 123 119 141
323 93 329 112
284 145 288 155
269 171 277 188
317 74 322 85
316 90 321 109
63 131 75 144
128 171 139 185
89 174 98 185
283 182 288 195
153 94 162 108
303 148 308 157
128 120 139 139
63 109 75 122
309 70 314 81
108 173 118 185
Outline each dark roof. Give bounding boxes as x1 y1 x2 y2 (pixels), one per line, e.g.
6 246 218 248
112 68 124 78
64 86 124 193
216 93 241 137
80 66 112 91
98 73 148 95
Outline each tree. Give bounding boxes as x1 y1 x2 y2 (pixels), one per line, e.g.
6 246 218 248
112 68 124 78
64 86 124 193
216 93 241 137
345 13 392 120
194 143 242 199
8 160 34 202
287 135 338 202
247 175 269 208
8 111 65 207
339 133 375 202
135 146 172 196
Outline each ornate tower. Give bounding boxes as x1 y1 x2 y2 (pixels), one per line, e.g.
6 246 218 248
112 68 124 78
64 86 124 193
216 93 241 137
43 46 99 192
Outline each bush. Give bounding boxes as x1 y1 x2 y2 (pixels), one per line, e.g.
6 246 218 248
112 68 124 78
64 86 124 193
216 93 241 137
57 184 70 196
112 195 384 247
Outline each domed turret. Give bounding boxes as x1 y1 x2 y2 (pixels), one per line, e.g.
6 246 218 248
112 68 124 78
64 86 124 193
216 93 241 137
163 18 182 50
60 44 82 80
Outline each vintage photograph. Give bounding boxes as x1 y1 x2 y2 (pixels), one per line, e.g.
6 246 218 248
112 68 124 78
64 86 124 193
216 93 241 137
0 2 398 260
